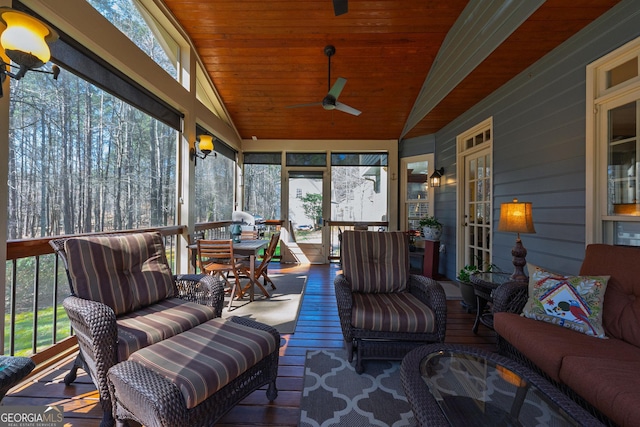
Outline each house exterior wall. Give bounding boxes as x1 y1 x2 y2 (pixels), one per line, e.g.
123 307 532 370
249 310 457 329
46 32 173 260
403 0 640 280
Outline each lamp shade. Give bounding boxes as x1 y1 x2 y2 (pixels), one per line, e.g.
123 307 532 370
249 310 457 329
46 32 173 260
198 135 214 155
498 198 536 234
0 9 58 67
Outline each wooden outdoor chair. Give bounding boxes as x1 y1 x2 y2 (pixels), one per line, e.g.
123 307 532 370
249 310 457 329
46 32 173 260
197 239 248 309
239 232 281 296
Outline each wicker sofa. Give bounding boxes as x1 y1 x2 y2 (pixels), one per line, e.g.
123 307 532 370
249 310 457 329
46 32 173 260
493 244 640 427
51 232 226 426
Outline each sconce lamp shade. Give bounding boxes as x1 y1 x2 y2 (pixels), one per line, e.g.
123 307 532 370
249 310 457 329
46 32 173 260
0 8 58 69
498 198 535 283
198 134 214 156
429 167 444 188
497 198 536 234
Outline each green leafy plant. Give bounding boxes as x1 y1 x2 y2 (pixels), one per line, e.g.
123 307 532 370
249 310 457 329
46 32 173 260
457 265 480 283
457 261 500 282
418 215 442 229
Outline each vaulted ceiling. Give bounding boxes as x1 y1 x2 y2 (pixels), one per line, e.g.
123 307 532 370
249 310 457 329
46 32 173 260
163 0 620 142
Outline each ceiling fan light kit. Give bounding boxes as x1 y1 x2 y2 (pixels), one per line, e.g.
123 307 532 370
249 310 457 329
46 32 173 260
286 44 361 116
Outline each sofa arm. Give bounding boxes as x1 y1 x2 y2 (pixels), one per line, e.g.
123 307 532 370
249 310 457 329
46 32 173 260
174 274 225 317
62 296 118 399
408 275 447 342
334 274 354 342
492 281 529 314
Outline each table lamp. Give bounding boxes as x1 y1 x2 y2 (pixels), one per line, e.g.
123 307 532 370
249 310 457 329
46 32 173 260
498 198 536 282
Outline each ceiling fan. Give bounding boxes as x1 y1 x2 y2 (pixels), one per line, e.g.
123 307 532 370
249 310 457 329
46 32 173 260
332 0 348 16
286 45 361 116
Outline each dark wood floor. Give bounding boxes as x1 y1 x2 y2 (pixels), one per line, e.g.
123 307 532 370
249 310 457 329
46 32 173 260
3 262 496 426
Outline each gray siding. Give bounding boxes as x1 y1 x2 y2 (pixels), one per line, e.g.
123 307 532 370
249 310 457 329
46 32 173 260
403 0 640 279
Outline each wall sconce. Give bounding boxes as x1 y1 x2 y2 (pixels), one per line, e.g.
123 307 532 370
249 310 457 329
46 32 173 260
498 198 536 282
0 8 60 97
429 167 444 187
190 134 216 166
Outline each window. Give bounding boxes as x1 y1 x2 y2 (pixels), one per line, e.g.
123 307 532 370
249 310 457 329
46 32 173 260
587 37 640 245
8 59 177 239
242 153 282 220
330 153 388 222
86 0 179 79
402 156 433 231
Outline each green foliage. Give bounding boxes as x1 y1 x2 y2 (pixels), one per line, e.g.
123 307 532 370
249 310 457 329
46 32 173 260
301 193 323 226
419 215 442 229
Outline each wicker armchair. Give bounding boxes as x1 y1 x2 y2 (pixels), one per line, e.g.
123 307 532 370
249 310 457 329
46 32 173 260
50 232 224 427
334 231 447 373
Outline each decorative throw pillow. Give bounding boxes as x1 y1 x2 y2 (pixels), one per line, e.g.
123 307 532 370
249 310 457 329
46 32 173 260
521 263 609 338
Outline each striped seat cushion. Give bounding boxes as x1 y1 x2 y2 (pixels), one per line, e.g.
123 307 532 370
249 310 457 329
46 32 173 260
116 298 218 361
342 231 409 293
65 232 175 316
352 292 436 333
129 318 278 409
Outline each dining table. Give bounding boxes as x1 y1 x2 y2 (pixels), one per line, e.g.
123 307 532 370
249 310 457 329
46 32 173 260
189 239 269 302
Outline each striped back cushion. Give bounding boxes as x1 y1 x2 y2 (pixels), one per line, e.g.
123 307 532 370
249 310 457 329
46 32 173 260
342 231 409 293
65 232 174 315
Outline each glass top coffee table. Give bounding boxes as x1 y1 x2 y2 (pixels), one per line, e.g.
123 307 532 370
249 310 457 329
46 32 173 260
400 344 603 427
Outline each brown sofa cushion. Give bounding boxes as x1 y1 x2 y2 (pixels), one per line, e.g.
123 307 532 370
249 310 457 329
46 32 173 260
494 312 640 382
352 292 436 333
580 244 640 347
342 231 409 293
65 232 175 316
130 317 278 409
560 356 640 427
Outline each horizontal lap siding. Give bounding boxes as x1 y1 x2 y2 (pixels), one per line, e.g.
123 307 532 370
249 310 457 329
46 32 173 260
403 0 640 279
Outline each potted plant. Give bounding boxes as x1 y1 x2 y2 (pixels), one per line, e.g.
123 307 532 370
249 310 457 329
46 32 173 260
456 264 480 313
419 215 442 241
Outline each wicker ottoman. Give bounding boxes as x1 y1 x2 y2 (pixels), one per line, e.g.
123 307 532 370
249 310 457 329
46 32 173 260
107 316 279 427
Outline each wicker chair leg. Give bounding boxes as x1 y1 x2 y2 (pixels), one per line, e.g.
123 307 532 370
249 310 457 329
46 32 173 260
100 409 115 427
64 353 85 385
355 342 364 374
266 380 278 401
346 340 354 362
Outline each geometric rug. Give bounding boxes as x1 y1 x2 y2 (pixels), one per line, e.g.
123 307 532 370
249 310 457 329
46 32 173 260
221 273 307 334
299 349 417 427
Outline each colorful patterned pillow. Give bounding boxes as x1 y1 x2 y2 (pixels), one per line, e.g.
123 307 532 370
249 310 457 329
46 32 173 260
521 263 610 338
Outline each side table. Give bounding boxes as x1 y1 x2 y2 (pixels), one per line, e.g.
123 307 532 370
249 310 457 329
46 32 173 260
470 272 513 334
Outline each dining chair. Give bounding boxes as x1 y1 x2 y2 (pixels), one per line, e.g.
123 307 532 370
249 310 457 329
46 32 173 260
239 232 281 297
197 239 247 309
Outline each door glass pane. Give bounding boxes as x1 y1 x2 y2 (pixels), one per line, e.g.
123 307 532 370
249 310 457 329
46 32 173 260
607 58 638 89
289 172 322 243
608 101 638 215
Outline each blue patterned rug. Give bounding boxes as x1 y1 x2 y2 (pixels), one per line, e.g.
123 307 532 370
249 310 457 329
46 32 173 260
299 349 417 427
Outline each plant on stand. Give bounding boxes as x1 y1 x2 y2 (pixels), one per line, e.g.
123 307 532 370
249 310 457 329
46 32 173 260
456 261 500 313
419 215 442 241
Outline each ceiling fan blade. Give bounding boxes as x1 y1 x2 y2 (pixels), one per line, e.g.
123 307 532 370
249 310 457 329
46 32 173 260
332 0 348 16
335 101 361 116
286 102 322 109
328 77 347 99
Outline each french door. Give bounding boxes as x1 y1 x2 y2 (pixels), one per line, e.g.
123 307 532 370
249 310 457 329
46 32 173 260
457 119 493 271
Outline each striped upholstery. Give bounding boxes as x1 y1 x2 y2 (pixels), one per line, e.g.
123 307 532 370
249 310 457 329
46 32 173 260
65 232 175 316
116 298 218 361
342 231 409 293
352 292 436 333
129 318 278 409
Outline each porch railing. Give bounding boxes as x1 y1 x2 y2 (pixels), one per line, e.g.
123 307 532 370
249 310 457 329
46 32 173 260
3 220 284 359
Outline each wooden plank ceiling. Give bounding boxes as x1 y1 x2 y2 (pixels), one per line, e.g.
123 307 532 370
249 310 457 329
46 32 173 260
163 0 620 142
